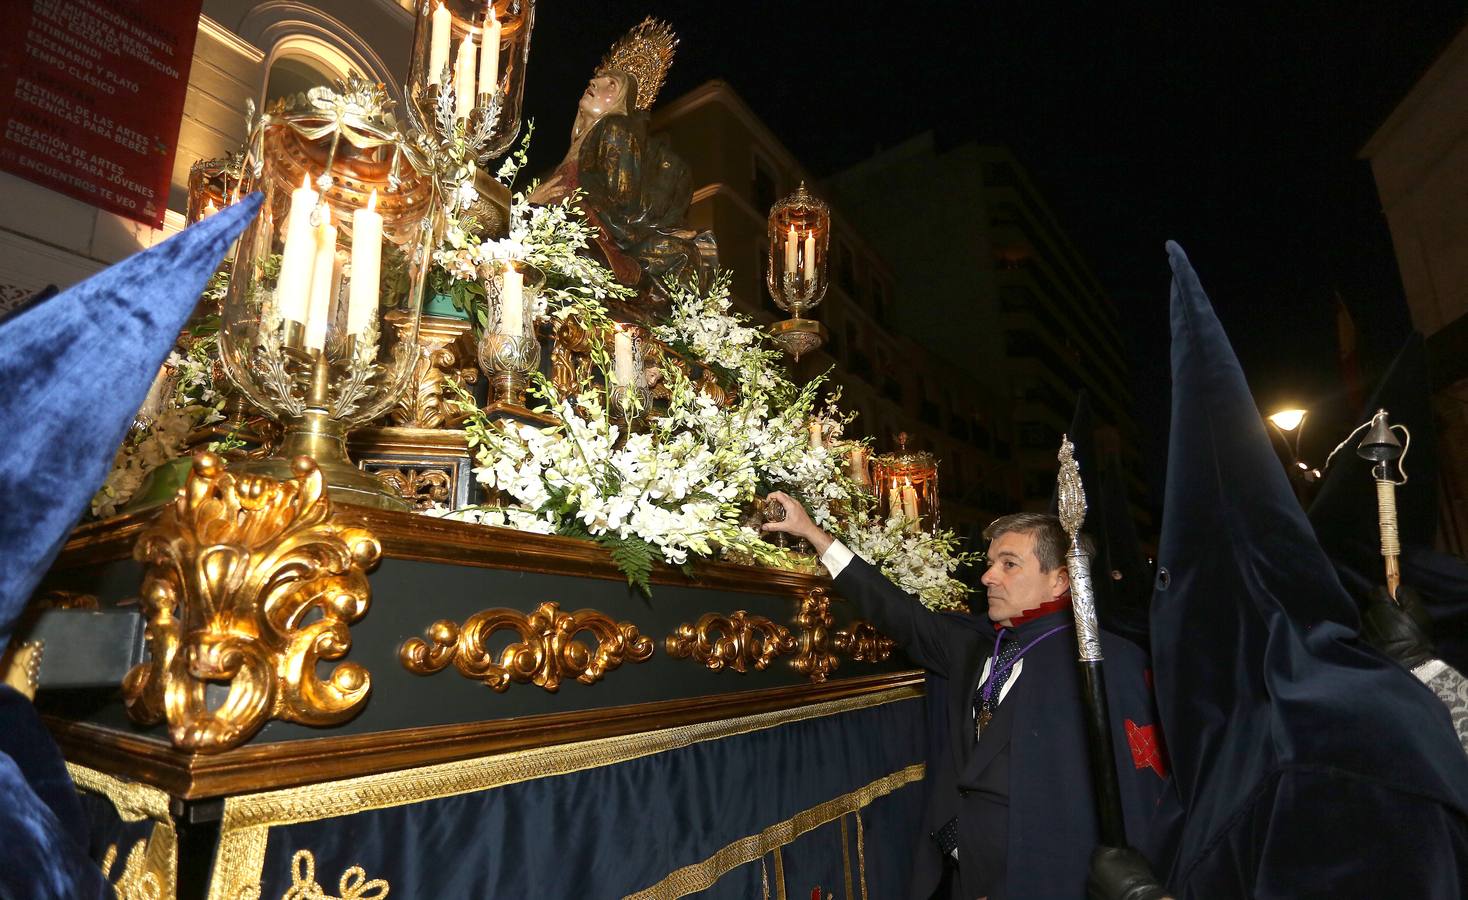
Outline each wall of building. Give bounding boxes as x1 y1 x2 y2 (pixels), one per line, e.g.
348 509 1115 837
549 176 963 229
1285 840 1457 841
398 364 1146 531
0 1 412 308
1362 24 1468 552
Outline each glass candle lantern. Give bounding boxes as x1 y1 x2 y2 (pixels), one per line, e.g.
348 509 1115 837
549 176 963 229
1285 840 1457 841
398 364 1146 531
406 0 535 159
187 155 244 224
608 323 650 425
765 182 831 360
476 257 544 408
222 81 438 510
872 433 940 534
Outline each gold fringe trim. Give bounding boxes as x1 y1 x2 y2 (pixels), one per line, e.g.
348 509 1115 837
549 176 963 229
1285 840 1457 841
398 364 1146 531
855 811 868 900
69 763 178 900
623 763 925 899
773 847 787 900
840 813 854 900
211 686 921 900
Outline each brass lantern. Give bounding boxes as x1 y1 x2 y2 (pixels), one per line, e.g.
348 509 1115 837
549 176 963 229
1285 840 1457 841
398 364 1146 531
765 182 830 360
186 154 244 224
222 80 438 510
872 432 940 534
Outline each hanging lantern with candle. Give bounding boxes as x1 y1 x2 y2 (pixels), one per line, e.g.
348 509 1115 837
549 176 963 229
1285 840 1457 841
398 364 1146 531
405 0 536 238
476 257 545 412
221 79 438 510
765 181 831 361
187 154 244 224
872 433 940 534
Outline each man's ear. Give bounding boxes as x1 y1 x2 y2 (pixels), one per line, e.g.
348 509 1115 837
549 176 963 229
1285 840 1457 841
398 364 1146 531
1051 565 1071 600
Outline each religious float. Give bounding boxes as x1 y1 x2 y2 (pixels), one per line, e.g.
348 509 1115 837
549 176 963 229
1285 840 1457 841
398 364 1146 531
11 8 982 898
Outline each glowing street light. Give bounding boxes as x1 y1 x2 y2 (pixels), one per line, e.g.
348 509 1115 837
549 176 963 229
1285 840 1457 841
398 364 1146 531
1267 408 1307 433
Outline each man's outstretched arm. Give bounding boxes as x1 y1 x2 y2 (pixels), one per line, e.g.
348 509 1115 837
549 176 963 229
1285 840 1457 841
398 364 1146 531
763 492 968 676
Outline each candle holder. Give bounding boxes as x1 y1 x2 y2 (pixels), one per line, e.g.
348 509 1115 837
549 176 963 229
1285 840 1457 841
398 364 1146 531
221 79 438 510
406 0 536 161
608 324 650 427
476 258 544 410
872 432 940 534
766 182 831 361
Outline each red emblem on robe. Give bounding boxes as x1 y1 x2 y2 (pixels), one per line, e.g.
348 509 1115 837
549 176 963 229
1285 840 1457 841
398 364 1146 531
1125 719 1168 778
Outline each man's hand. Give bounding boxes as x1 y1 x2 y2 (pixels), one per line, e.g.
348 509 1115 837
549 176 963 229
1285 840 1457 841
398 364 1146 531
761 492 835 556
1087 847 1169 900
1362 584 1435 670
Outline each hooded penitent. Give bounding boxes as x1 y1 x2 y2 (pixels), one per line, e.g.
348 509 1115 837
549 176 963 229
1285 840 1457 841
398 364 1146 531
1150 242 1468 898
0 196 261 898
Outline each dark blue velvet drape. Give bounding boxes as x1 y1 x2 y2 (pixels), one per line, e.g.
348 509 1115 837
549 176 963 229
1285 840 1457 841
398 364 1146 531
248 693 925 899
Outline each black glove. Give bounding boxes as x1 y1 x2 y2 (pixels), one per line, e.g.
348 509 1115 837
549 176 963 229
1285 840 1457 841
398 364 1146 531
1361 584 1435 670
1088 846 1168 900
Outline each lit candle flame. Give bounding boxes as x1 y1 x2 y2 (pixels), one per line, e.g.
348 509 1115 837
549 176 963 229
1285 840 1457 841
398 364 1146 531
367 188 377 212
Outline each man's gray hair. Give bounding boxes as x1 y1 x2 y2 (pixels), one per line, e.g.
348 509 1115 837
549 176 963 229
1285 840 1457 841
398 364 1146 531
983 512 1094 572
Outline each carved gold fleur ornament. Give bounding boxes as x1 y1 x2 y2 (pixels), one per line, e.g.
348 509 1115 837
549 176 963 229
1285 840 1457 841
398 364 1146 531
833 621 895 664
401 601 653 691
122 453 382 752
791 588 840 684
665 611 795 673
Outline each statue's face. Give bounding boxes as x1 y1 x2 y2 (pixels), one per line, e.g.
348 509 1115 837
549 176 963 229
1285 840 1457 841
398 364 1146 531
579 74 625 119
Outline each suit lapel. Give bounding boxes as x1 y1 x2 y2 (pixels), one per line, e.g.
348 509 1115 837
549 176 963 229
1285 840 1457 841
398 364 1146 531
965 669 1022 780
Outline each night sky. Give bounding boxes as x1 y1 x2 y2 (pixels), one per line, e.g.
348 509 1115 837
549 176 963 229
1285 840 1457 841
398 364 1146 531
519 2 1467 481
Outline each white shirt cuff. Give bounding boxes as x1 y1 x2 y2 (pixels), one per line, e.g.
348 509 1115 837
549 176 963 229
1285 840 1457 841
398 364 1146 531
820 539 855 579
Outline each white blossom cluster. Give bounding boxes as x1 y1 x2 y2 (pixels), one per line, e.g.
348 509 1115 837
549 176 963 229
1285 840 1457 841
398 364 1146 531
463 388 784 569
840 514 975 612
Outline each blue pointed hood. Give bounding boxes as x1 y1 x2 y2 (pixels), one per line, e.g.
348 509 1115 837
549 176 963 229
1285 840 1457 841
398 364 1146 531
0 195 261 647
1150 241 1468 884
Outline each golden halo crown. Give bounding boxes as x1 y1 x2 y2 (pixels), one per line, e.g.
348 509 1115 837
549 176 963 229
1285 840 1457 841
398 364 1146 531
596 17 677 112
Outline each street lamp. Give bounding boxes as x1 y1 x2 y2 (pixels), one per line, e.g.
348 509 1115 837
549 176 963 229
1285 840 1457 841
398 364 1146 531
1266 407 1320 496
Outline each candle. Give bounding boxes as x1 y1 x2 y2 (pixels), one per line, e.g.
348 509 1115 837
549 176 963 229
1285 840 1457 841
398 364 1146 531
498 265 523 335
613 328 635 387
304 205 338 352
479 4 501 96
901 480 920 531
454 30 477 120
888 478 901 518
276 173 320 325
808 417 824 451
803 231 816 283
347 190 382 336
428 2 452 87
201 198 219 219
784 225 798 278
849 446 869 485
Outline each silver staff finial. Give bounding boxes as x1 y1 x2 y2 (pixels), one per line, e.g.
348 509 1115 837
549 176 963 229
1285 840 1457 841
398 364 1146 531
1057 434 1087 539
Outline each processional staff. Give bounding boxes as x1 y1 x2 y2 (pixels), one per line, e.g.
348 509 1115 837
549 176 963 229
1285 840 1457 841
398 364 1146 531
1324 408 1411 604
1056 436 1127 846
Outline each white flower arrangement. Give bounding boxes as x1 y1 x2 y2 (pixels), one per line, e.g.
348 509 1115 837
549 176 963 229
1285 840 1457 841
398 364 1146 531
839 513 977 612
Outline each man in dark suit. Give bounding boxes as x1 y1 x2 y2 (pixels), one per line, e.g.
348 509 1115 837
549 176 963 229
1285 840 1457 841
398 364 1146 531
764 493 1170 900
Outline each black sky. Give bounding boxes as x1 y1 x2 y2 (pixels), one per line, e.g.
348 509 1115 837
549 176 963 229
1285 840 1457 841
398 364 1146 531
519 1 1467 477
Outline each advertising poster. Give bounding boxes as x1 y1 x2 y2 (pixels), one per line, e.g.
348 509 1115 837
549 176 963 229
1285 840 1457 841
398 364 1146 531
0 0 205 228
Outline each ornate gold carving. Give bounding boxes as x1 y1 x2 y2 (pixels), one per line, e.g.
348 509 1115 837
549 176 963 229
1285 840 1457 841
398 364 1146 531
387 316 478 429
122 453 382 753
598 18 677 111
665 611 794 673
283 849 389 900
549 317 594 399
401 601 654 692
1 640 43 698
371 466 452 511
833 621 895 664
791 588 839 684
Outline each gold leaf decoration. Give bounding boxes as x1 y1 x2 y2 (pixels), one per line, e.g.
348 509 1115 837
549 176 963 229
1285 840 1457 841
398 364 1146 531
791 588 840 684
401 601 654 692
665 611 795 673
833 621 895 664
122 453 381 753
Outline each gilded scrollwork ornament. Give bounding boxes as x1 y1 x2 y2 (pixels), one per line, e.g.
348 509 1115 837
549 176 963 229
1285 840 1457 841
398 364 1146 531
122 453 382 753
401 601 654 692
791 587 840 684
372 466 453 510
665 611 795 673
833 620 895 664
387 317 479 429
